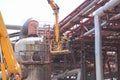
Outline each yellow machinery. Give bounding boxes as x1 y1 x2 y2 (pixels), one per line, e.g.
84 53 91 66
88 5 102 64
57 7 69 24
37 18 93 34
47 0 59 43
0 12 21 80
47 0 70 54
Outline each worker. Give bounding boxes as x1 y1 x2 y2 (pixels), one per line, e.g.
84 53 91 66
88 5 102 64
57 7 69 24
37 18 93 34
20 17 39 39
9 73 15 80
15 73 21 80
51 38 57 51
61 33 68 50
67 33 72 50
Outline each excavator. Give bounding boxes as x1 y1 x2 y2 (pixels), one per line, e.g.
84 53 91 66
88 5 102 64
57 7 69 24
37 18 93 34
47 0 70 54
0 12 21 80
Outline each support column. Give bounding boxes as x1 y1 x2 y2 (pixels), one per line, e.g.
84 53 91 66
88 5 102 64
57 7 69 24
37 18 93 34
71 50 76 68
80 37 86 80
63 54 67 71
81 50 86 80
94 15 104 80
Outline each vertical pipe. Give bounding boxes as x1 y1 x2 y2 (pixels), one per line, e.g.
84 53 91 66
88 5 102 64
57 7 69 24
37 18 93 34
71 51 76 68
93 56 96 80
80 37 86 80
94 15 104 80
93 0 120 80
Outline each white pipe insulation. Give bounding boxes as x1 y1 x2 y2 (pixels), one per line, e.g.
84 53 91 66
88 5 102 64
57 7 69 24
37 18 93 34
6 24 22 30
15 37 43 60
93 0 120 80
83 13 120 36
60 0 101 31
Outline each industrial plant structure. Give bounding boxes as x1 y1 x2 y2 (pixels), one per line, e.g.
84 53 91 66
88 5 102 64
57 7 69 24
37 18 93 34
0 0 120 80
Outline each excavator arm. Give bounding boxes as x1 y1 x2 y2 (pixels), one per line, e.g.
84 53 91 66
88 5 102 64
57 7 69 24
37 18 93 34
47 0 59 43
47 0 71 54
0 12 21 80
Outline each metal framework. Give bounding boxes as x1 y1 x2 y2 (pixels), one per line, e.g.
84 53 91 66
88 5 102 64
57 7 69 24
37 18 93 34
58 0 120 80
8 0 120 80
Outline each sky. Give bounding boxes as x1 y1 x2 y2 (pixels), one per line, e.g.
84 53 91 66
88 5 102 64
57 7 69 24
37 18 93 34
0 0 85 26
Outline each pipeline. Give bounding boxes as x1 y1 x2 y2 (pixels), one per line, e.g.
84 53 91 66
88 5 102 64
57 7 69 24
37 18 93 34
84 3 120 36
93 0 120 80
60 0 103 33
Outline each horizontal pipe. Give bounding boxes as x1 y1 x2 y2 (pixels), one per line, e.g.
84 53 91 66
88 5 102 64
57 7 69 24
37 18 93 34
111 13 120 20
60 0 100 32
6 24 22 30
85 0 120 36
93 0 120 16
84 13 120 36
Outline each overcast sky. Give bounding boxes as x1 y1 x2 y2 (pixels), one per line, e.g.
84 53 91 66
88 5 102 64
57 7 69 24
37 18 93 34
0 0 85 26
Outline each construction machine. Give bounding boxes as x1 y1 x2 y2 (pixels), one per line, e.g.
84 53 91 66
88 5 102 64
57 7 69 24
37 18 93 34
0 12 21 80
47 0 70 54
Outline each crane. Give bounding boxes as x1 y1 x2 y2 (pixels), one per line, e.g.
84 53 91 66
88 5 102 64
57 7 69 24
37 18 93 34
47 0 59 43
47 0 70 54
0 12 21 80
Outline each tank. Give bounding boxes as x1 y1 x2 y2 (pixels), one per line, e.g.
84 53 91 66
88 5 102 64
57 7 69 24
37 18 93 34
15 37 50 80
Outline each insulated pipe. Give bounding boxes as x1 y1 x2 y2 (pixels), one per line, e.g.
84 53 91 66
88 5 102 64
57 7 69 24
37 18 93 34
93 0 120 80
94 15 103 80
84 13 120 36
72 0 100 21
6 24 22 30
94 0 120 17
111 13 120 20
60 0 101 32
